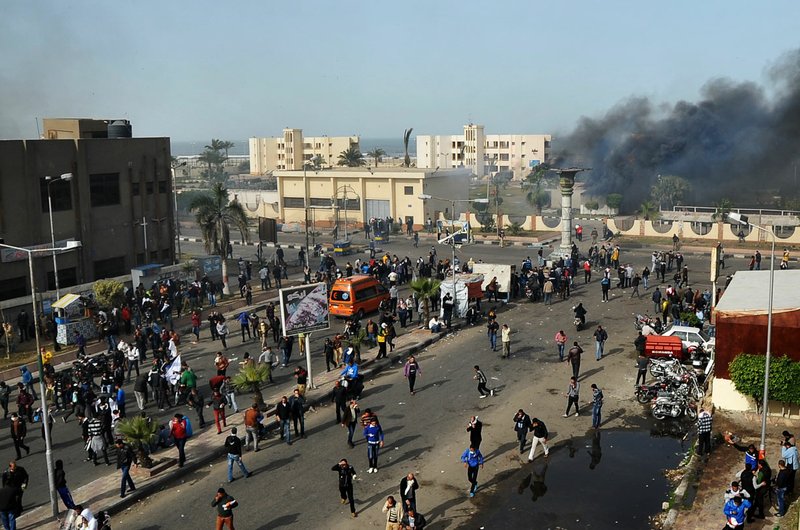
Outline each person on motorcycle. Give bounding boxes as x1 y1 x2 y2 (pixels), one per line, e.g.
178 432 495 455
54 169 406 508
573 304 587 326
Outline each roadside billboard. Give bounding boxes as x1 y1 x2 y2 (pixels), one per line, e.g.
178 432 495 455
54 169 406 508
278 282 330 336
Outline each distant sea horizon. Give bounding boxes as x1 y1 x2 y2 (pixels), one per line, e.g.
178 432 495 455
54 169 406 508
171 137 407 157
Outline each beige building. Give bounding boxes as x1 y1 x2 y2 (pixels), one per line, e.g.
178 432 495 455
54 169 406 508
249 129 360 175
0 118 173 300
275 167 469 231
417 124 551 180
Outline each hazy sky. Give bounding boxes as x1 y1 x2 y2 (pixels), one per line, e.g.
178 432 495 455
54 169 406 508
2 0 799 142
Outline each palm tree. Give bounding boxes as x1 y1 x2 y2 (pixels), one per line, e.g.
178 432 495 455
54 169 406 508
189 182 249 294
231 363 270 406
638 200 659 220
220 140 235 159
403 128 413 167
651 175 691 210
410 278 441 325
116 416 158 468
711 198 734 221
345 328 368 363
205 138 226 153
337 146 366 167
367 148 386 167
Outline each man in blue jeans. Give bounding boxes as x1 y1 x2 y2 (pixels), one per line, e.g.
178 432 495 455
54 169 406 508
275 396 292 445
363 417 384 473
0 484 20 530
593 325 608 361
115 439 136 498
591 384 604 429
224 427 253 483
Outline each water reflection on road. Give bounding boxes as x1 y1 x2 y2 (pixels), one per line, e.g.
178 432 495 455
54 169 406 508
467 429 685 529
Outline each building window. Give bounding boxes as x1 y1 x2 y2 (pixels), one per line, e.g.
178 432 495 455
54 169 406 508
500 154 510 161
309 198 332 207
404 186 414 195
40 177 73 212
158 180 167 193
283 197 305 208
146 181 154 194
89 173 120 207
0 276 27 299
136 253 145 265
150 251 159 262
132 182 140 196
161 249 171 261
47 267 77 290
335 198 360 210
93 256 126 278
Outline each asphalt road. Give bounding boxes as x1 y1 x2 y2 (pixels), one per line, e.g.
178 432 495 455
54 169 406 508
6 224 744 523
104 230 743 529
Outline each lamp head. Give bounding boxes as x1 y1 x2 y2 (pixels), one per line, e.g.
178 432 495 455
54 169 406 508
473 198 489 204
60 173 73 181
726 212 748 225
418 194 432 200
64 241 82 250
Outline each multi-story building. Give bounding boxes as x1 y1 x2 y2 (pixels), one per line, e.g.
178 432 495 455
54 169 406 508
416 124 551 180
275 167 469 231
249 129 360 175
0 118 173 300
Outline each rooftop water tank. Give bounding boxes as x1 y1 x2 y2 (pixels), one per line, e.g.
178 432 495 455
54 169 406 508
107 120 132 138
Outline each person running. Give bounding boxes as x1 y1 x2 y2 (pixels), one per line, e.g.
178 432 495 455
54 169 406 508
591 384 604 429
54 459 76 511
332 458 358 518
224 427 252 483
403 355 421 395
460 445 484 498
364 417 385 473
564 376 580 417
473 365 494 398
212 487 239 530
527 418 550 462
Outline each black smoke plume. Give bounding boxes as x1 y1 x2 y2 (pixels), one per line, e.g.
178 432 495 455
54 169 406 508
553 49 800 212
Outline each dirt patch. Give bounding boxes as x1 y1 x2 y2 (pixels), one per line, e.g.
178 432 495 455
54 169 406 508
663 410 798 530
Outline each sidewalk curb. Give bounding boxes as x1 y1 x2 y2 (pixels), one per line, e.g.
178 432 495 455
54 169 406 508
662 452 700 530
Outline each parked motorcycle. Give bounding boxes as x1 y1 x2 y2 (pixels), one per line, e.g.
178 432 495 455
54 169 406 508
634 313 655 331
651 387 698 420
648 357 686 379
636 380 671 404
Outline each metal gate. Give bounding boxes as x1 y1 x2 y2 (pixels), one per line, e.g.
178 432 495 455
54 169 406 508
365 199 390 220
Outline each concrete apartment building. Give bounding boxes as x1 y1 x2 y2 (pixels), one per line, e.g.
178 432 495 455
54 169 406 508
416 123 552 180
249 128 360 175
275 167 469 230
0 118 173 300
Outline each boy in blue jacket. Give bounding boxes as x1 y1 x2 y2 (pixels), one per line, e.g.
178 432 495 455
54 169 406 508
723 495 750 529
460 445 484 497
363 418 384 473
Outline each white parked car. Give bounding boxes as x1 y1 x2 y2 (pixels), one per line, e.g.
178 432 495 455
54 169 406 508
660 325 715 354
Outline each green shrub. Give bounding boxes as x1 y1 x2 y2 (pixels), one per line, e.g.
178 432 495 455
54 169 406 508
729 353 800 407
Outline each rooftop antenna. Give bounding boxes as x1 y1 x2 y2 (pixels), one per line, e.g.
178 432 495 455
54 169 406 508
35 117 41 138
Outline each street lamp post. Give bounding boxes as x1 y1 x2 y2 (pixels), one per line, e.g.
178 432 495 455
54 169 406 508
0 240 81 518
727 212 775 458
419 195 488 317
44 173 73 299
171 161 187 263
